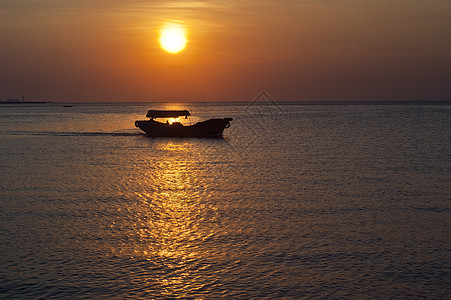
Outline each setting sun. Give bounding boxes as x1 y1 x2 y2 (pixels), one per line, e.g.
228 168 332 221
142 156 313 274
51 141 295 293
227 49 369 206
159 25 187 54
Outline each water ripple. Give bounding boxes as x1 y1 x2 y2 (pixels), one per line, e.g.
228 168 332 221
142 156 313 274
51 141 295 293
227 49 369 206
1 103 450 299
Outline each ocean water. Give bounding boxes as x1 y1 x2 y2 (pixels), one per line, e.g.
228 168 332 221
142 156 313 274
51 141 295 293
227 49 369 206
0 102 450 299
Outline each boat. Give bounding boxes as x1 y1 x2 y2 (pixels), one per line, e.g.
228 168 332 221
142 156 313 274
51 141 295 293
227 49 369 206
135 110 232 138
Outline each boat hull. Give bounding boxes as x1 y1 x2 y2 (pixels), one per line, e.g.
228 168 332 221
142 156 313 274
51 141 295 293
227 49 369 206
135 118 232 138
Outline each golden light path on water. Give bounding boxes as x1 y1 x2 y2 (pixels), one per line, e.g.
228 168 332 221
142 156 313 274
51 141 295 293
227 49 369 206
110 136 224 295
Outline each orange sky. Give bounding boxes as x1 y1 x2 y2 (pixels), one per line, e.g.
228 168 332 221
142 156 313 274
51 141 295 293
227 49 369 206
1 0 450 101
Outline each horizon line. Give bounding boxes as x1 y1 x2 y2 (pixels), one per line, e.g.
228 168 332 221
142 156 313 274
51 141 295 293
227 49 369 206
3 99 450 105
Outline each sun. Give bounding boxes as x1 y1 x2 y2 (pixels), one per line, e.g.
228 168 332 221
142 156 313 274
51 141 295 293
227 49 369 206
159 25 188 54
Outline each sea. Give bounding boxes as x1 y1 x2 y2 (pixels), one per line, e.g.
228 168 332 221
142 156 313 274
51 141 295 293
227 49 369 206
0 101 450 299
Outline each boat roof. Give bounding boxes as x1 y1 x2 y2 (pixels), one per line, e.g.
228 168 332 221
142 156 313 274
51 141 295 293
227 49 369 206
146 110 190 118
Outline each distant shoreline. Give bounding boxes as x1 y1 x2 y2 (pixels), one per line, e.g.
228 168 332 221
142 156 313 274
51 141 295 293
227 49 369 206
0 101 48 104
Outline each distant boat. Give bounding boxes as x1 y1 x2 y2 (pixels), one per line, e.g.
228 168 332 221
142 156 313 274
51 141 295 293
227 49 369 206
135 110 232 138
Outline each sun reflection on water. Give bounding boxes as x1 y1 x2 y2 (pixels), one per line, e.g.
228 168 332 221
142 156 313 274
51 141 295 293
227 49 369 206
104 137 235 296
115 141 216 265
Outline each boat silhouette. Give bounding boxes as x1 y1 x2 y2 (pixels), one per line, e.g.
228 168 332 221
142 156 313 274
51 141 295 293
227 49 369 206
135 110 232 138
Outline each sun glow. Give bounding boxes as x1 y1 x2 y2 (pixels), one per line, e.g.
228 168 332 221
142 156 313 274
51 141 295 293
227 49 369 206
159 25 188 54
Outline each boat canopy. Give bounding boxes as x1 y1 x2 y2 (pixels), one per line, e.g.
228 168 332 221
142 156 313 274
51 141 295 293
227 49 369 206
146 110 191 118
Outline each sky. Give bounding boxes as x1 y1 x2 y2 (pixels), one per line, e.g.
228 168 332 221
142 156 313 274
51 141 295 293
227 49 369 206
1 0 450 102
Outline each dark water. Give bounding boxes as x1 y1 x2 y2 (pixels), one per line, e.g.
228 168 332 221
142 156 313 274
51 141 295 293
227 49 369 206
1 102 450 299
